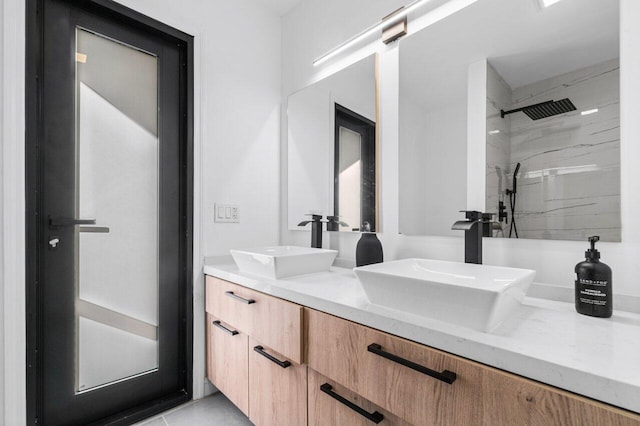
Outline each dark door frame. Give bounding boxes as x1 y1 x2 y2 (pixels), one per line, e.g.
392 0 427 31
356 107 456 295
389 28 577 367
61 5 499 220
25 0 194 424
334 103 377 232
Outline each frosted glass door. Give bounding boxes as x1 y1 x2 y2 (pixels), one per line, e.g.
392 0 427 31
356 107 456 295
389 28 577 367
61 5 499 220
75 28 159 393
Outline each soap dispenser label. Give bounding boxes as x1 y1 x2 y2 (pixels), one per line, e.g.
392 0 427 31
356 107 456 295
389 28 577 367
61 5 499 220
576 279 609 306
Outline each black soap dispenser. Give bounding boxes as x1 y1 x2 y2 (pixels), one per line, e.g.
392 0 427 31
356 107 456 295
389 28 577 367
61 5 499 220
575 236 612 318
356 222 383 267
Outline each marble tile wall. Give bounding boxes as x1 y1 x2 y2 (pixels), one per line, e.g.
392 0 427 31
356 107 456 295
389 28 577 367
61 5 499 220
486 59 620 242
485 63 512 237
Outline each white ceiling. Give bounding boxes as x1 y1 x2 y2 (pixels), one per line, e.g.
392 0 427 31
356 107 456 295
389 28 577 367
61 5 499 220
251 0 303 16
400 0 619 109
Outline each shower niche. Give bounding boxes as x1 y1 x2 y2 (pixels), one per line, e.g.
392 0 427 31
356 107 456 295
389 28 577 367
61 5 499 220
397 0 620 242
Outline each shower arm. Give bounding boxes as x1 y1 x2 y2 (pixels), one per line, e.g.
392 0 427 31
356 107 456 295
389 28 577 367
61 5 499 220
500 100 554 118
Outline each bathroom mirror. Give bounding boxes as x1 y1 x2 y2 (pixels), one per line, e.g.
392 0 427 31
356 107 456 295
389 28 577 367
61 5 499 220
287 54 378 232
399 0 620 241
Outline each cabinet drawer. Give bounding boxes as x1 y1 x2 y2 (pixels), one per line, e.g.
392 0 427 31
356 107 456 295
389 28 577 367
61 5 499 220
306 308 480 425
249 337 307 426
206 276 303 363
309 369 410 426
206 314 249 416
206 276 253 333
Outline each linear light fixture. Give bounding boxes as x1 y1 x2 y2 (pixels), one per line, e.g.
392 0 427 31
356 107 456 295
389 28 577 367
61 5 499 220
313 0 437 67
581 108 599 116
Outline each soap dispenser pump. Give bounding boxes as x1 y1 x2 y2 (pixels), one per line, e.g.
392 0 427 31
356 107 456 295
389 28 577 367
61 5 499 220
575 236 612 318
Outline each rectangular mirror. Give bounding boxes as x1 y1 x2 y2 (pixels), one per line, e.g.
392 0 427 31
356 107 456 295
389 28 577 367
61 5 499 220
287 54 378 232
399 0 620 242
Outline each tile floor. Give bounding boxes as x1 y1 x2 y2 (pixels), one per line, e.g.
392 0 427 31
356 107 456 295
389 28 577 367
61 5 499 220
135 393 253 426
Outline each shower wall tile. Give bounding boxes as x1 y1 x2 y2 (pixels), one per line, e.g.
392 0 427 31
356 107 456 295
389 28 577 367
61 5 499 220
485 63 512 231
509 58 620 241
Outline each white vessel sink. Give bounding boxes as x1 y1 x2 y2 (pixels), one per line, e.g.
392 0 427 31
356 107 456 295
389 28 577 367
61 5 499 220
230 246 338 279
354 258 536 332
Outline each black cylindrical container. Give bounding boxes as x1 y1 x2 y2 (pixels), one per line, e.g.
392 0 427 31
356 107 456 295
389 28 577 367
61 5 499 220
575 236 612 318
356 233 383 267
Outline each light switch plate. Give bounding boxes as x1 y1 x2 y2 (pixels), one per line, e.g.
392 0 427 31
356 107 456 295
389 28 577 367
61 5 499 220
215 203 240 223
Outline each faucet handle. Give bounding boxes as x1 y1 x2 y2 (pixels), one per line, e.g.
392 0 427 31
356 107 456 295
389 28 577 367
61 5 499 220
481 212 494 221
458 210 483 221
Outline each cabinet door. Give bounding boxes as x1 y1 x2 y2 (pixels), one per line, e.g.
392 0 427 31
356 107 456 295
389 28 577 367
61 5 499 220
207 314 249 416
206 276 303 364
309 369 410 426
249 337 307 426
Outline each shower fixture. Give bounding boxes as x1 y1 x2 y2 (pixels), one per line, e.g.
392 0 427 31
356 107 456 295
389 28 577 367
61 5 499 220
506 162 521 238
501 98 576 121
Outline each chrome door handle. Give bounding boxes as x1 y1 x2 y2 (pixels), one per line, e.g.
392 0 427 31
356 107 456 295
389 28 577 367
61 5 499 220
49 216 96 228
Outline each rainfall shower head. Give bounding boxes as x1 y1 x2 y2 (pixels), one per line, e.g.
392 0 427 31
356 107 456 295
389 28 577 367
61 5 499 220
501 98 576 121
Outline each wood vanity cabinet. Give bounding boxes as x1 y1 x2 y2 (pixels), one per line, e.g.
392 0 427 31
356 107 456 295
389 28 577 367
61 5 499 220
205 276 306 426
249 337 307 426
206 276 303 363
206 313 249 415
305 308 640 426
205 275 640 426
308 368 411 426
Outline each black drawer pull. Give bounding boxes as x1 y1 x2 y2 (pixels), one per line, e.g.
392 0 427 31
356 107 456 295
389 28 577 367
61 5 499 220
225 291 255 304
212 320 239 336
367 343 457 384
320 383 384 424
253 345 291 368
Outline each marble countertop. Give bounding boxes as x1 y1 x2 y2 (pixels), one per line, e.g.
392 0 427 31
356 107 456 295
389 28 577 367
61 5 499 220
203 260 640 414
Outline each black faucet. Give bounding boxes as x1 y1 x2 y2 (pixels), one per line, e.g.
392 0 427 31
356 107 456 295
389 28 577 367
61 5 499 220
326 216 349 232
298 214 324 248
451 211 492 264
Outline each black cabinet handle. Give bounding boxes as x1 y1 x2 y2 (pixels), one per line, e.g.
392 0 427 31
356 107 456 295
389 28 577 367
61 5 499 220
320 383 384 424
225 291 255 304
367 343 456 384
253 345 291 368
212 320 238 336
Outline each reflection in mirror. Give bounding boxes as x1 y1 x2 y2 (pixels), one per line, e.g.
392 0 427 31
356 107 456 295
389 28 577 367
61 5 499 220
484 0 619 242
334 105 376 232
398 0 620 242
287 54 378 232
398 12 468 237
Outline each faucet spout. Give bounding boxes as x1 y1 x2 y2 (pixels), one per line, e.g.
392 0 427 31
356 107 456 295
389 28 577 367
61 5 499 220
298 214 324 248
451 211 490 264
451 220 477 231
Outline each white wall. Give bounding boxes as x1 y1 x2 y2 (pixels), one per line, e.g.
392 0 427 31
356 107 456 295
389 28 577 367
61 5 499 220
106 0 283 402
0 1 5 421
1 0 281 422
281 0 640 297
399 97 467 236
